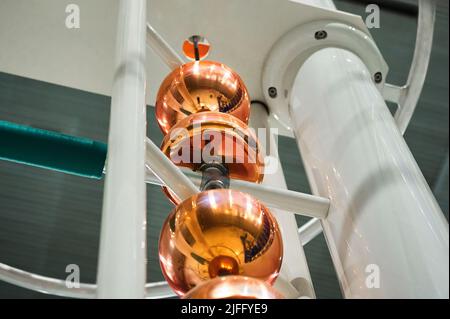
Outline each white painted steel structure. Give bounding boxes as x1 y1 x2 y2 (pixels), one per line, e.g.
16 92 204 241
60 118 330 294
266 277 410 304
385 0 437 135
144 167 329 220
290 47 449 298
250 103 315 298
262 19 387 133
0 262 176 299
292 0 440 252
146 24 184 70
298 218 322 246
96 0 148 298
145 137 198 202
0 0 447 300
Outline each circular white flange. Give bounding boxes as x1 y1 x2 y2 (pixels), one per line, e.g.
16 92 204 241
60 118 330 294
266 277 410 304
262 20 389 132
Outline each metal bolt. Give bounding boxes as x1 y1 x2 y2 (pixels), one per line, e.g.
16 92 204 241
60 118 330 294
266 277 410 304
268 87 278 98
374 72 383 83
315 30 327 40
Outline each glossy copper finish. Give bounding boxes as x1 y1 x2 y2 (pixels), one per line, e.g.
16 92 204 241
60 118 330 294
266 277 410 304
161 111 264 182
155 61 250 135
159 189 283 296
160 111 264 204
182 36 211 61
183 276 284 299
208 255 240 278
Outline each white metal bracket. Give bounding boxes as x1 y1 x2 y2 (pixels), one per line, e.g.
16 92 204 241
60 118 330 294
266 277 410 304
262 19 389 134
263 0 437 137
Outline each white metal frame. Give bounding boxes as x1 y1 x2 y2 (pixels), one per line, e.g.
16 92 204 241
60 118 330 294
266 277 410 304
297 0 438 246
290 45 448 298
96 0 148 298
0 262 176 299
262 19 388 132
144 165 329 219
249 103 315 298
0 0 447 299
384 0 437 135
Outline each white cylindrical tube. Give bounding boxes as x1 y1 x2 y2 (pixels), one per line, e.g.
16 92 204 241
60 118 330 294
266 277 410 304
290 47 449 298
97 0 148 298
250 103 315 298
298 218 322 246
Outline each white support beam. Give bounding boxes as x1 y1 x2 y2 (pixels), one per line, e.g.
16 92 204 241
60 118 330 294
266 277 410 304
290 46 449 298
298 218 322 246
231 178 329 219
146 23 184 70
393 0 437 134
146 138 198 202
250 103 315 298
0 261 176 299
96 0 148 299
144 163 329 219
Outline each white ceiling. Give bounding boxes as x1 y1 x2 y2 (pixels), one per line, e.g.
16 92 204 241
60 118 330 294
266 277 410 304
0 0 366 107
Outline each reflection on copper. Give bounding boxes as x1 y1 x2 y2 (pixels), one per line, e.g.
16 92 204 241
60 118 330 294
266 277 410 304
161 111 264 182
159 189 283 296
183 276 284 299
182 36 211 61
160 111 264 204
208 255 240 278
155 61 250 135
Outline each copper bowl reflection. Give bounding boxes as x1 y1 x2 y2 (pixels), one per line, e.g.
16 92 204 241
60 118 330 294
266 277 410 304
161 112 264 183
160 111 265 204
183 276 284 299
159 189 283 296
155 61 250 135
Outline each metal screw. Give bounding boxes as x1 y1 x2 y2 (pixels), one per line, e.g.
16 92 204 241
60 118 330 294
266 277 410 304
374 72 383 83
268 87 278 98
315 30 327 40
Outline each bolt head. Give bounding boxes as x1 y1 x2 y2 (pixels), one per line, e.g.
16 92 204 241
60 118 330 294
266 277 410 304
268 87 277 98
374 72 383 83
315 30 328 40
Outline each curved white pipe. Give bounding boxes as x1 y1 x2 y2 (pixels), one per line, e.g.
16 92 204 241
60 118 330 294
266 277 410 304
393 0 437 134
144 163 329 219
0 262 176 299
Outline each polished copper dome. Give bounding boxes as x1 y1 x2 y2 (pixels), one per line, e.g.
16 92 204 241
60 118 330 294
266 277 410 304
160 111 264 204
159 189 283 296
155 61 250 135
183 276 284 299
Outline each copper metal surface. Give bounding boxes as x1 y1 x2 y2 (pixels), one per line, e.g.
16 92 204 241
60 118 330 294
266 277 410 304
155 61 250 135
183 276 284 299
159 189 283 296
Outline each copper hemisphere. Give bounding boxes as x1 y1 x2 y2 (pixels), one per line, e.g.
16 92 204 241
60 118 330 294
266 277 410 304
155 61 250 135
159 111 265 204
183 275 284 299
158 189 283 296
